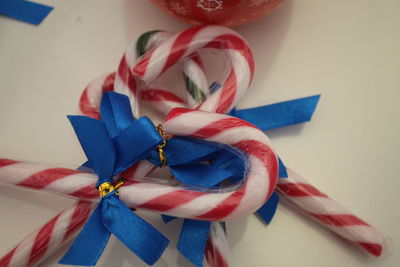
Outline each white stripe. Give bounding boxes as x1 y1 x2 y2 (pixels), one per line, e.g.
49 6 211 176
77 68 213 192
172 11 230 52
42 207 74 260
120 183 179 206
85 73 110 111
183 26 240 58
164 191 233 218
325 224 386 245
228 49 251 108
9 231 36 267
283 196 353 215
228 155 271 218
143 35 178 83
44 173 96 196
206 126 274 148
0 163 51 185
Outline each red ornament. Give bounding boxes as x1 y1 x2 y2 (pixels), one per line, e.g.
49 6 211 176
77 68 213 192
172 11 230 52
149 0 286 27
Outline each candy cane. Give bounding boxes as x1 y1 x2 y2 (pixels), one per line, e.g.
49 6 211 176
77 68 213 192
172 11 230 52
0 201 93 267
276 169 388 257
80 25 388 258
131 25 389 257
133 25 254 114
204 223 230 267
0 110 278 220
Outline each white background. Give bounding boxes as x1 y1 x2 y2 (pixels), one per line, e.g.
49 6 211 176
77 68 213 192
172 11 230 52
0 0 399 266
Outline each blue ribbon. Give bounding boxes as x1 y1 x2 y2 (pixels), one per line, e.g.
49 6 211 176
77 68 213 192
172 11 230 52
0 0 53 25
229 95 320 131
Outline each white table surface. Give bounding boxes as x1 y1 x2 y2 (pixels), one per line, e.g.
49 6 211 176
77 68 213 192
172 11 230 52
0 0 399 266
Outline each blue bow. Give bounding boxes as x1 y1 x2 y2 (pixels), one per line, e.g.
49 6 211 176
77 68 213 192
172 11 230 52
60 92 248 266
60 92 170 266
167 93 320 266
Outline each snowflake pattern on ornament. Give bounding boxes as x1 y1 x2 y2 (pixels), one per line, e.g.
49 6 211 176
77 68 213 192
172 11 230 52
249 0 271 7
169 2 189 15
196 0 223 11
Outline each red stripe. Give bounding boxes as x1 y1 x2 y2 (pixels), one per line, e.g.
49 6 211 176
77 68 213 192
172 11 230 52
0 159 19 168
141 89 185 103
62 201 92 242
69 184 98 199
0 247 17 267
117 56 137 95
191 54 205 70
196 185 246 220
28 214 60 265
79 89 100 119
191 117 257 138
204 34 255 78
205 238 229 267
120 162 140 179
17 168 83 189
232 140 278 200
277 183 328 198
356 242 383 257
137 190 206 211
133 50 154 77
102 72 116 93
79 73 116 119
161 26 205 74
309 213 369 227
164 107 193 122
215 69 237 114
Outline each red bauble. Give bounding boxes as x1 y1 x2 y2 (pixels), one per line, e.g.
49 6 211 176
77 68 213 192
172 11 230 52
149 0 286 27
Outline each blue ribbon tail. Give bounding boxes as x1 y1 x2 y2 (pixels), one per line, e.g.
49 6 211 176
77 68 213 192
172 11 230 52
230 95 320 131
101 196 169 265
177 219 211 267
0 0 53 25
59 202 111 266
256 192 280 224
278 157 288 178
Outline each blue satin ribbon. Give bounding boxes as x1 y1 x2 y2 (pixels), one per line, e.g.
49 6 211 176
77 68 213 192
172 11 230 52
229 95 320 131
0 0 53 25
178 220 211 267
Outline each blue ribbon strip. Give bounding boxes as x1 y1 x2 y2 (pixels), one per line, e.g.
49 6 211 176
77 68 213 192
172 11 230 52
229 95 320 131
0 0 53 25
178 220 212 267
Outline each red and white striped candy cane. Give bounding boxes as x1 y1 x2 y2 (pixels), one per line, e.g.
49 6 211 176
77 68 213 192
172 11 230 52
276 168 389 257
0 111 278 219
204 223 230 267
0 200 93 267
133 25 254 115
